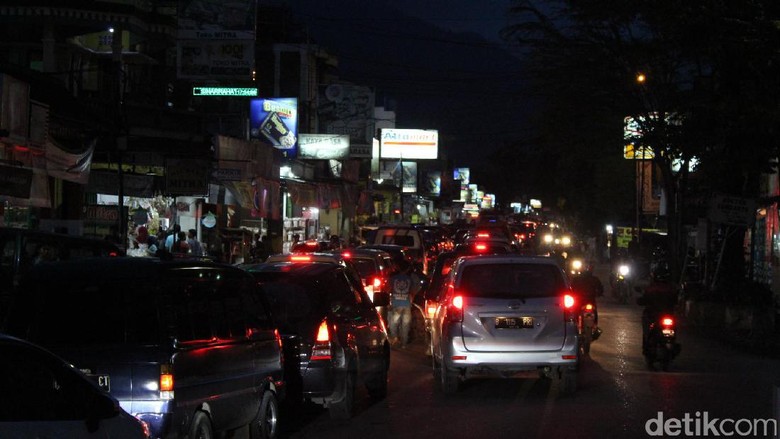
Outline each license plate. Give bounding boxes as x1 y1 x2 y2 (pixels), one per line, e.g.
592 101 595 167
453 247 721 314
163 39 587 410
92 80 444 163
88 374 111 392
495 317 534 329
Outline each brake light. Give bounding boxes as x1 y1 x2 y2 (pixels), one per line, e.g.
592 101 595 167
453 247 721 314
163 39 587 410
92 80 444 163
447 291 464 323
477 232 490 238
342 251 352 258
290 255 312 262
311 320 332 361
305 241 318 247
372 276 383 288
563 293 576 321
584 303 593 311
661 317 674 327
474 243 487 252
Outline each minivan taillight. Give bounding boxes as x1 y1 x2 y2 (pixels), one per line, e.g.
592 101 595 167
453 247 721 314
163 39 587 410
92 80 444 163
563 293 576 321
447 293 464 323
311 320 332 361
160 365 174 400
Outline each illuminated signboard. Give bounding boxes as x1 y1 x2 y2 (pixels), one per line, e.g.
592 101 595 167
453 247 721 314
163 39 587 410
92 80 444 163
299 134 350 160
249 98 298 157
193 87 258 96
380 129 438 159
454 167 470 186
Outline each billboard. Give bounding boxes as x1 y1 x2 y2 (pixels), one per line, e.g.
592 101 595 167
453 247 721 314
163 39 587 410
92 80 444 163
318 83 375 154
380 129 438 159
176 0 255 80
380 161 417 193
453 167 470 186
422 171 441 196
299 134 350 160
249 98 299 157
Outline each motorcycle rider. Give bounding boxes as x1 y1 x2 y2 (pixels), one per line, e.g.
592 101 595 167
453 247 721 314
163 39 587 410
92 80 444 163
638 269 678 353
570 265 603 328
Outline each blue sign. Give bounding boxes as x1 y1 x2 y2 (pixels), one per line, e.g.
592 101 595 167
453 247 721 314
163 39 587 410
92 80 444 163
249 98 299 157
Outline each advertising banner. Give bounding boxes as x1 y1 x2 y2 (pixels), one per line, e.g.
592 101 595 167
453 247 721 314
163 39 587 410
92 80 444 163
0 164 32 198
45 138 95 185
454 167 470 186
165 159 210 196
176 0 255 80
380 129 438 159
0 74 30 140
422 170 441 196
299 134 350 160
318 83 375 152
249 98 298 157
380 160 417 193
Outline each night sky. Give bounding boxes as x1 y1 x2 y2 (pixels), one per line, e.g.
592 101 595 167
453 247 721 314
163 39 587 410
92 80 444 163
287 0 530 167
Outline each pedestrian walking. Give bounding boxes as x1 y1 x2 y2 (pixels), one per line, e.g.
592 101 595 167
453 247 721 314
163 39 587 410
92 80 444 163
387 260 422 348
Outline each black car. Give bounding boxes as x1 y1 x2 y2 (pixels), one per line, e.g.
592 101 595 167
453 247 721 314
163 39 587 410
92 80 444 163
243 260 390 420
4 257 284 439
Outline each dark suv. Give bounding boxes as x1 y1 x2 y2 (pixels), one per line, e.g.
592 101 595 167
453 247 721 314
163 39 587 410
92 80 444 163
4 257 284 439
243 260 390 420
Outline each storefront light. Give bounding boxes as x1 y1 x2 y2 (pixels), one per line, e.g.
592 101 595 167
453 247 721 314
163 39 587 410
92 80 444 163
280 166 293 178
308 207 319 215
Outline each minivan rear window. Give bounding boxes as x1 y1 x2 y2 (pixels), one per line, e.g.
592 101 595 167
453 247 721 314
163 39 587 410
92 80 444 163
458 263 565 298
349 258 378 278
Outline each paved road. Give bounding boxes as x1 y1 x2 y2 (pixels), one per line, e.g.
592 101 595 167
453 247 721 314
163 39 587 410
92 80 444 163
281 266 780 438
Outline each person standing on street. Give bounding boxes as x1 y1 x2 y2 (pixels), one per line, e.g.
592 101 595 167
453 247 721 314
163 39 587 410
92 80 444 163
388 260 422 349
187 229 203 256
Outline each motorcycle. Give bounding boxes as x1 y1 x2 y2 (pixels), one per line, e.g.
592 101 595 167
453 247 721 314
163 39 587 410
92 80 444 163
578 301 601 355
640 311 682 371
612 263 631 304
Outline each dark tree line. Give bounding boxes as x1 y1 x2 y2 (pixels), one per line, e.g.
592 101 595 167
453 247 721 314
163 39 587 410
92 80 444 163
490 0 780 287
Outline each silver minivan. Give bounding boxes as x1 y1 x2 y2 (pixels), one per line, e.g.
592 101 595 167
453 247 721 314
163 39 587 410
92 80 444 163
431 254 580 395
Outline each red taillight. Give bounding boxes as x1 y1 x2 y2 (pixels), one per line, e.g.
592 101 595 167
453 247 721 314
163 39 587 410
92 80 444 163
372 276 383 288
290 255 312 262
474 243 487 252
661 317 674 327
563 294 576 321
342 251 352 258
477 232 490 238
448 291 464 323
584 303 594 311
305 241 318 247
311 320 332 361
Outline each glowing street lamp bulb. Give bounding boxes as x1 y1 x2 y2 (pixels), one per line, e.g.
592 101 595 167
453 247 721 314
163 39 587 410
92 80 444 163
636 73 646 83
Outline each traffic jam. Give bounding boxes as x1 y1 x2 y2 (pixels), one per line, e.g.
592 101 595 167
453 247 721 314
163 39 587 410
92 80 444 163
0 214 627 439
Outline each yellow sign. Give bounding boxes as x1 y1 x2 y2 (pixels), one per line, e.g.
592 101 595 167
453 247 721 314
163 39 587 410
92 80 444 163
623 143 655 160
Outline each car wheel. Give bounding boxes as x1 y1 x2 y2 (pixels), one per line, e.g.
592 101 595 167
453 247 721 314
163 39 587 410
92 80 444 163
365 352 389 400
439 357 459 395
250 390 279 439
189 411 213 439
329 371 355 420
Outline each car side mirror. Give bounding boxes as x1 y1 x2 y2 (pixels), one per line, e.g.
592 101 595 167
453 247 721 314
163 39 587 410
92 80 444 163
372 291 390 307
